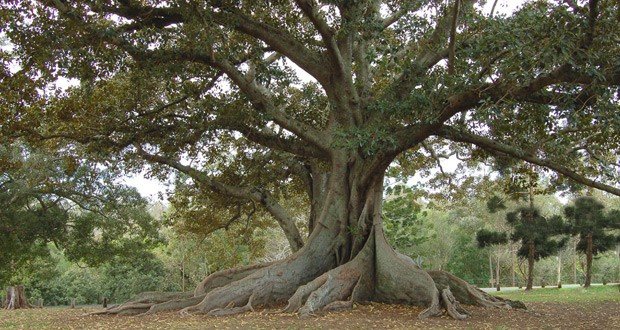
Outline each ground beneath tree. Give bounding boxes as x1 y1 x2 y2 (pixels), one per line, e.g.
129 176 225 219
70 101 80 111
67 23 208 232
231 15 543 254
1 301 618 329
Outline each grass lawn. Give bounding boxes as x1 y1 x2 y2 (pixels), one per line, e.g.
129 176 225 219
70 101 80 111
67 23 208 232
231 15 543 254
0 285 618 329
490 284 620 303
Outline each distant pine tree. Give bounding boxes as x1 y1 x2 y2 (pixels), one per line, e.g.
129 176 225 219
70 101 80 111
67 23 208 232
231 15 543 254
563 197 620 288
477 196 567 290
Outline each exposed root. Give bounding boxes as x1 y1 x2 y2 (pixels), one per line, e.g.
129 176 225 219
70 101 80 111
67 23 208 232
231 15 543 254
323 300 353 312
428 270 525 310
283 229 375 317
374 231 439 316
143 295 206 315
88 292 194 316
194 263 272 296
417 289 443 319
91 263 272 316
207 294 256 316
281 274 328 313
90 303 154 316
441 288 470 320
85 223 524 321
297 270 360 317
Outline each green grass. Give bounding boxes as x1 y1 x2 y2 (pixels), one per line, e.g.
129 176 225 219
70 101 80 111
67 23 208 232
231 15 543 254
490 284 620 303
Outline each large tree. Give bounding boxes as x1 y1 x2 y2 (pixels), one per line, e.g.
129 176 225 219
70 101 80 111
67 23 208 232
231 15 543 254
2 0 620 319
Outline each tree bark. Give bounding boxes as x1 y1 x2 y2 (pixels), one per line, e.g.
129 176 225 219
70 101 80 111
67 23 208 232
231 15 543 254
526 241 535 291
4 285 32 310
584 233 593 288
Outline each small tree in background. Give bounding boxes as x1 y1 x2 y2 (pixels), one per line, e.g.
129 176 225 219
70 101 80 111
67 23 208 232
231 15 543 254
563 197 620 288
478 196 567 291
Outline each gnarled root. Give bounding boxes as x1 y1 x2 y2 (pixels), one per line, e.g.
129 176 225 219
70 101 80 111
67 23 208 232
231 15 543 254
428 270 525 310
194 263 272 296
441 287 470 320
207 293 257 316
417 289 443 319
90 263 273 316
142 295 206 315
296 265 362 317
282 232 375 317
88 292 194 316
87 228 524 321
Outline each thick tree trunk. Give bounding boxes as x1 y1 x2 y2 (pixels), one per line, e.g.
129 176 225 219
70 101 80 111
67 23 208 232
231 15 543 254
584 233 593 288
94 157 523 319
4 285 32 310
526 241 535 291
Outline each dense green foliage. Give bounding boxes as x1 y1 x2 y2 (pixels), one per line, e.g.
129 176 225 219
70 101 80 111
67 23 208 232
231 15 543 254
564 197 620 256
478 195 567 259
0 141 161 288
476 229 508 248
10 246 172 305
506 208 567 260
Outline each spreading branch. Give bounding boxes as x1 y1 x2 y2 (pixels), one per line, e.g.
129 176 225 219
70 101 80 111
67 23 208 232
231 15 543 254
448 0 461 75
134 145 305 251
437 125 620 196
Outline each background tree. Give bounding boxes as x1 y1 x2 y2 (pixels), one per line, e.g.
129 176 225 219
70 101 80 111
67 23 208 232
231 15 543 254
479 196 568 290
2 0 620 319
563 197 620 288
0 141 160 308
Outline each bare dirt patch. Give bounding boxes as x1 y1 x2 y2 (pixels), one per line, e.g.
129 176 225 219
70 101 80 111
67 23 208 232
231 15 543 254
1 301 618 329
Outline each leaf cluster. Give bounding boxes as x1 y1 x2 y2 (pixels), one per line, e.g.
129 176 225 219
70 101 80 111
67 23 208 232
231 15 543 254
563 196 620 255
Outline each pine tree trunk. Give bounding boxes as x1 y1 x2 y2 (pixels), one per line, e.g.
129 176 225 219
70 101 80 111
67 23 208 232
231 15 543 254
573 240 578 284
584 233 593 288
510 243 516 287
489 254 494 288
495 255 501 291
4 285 31 310
557 255 562 289
526 241 535 291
